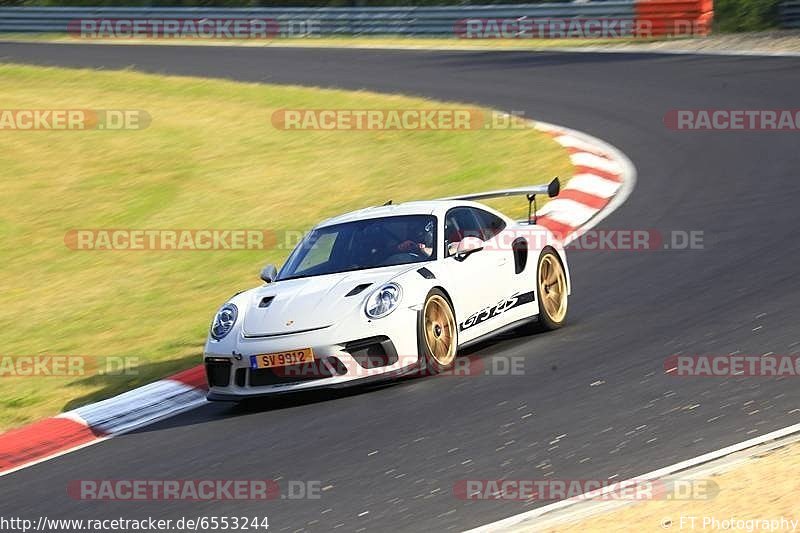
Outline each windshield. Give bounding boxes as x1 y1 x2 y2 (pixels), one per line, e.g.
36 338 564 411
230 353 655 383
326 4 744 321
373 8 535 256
278 215 437 280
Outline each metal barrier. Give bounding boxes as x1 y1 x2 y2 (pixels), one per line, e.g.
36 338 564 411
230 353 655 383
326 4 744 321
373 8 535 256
780 1 800 28
0 4 639 36
0 2 720 37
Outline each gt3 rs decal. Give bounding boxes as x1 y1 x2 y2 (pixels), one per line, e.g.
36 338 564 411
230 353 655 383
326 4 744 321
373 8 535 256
459 291 535 331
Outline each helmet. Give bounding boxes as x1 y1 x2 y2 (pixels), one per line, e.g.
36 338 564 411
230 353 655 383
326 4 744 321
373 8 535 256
418 219 435 248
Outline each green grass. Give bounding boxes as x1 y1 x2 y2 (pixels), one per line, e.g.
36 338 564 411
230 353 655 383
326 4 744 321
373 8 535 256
715 0 781 32
0 63 572 430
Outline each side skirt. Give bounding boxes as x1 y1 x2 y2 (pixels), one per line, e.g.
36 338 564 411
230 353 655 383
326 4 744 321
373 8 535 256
457 315 538 351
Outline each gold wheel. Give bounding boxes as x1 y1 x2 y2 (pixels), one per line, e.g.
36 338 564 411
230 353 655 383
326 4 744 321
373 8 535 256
538 252 568 324
423 294 457 367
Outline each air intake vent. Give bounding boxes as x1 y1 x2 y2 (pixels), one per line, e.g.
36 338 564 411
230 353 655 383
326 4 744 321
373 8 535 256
417 267 435 279
345 283 372 297
259 296 275 308
205 360 232 387
344 336 398 369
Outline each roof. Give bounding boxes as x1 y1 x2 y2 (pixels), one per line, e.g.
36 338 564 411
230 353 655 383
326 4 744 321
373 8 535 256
316 200 462 228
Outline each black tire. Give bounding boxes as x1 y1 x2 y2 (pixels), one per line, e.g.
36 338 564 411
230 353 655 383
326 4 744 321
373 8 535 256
535 248 568 330
417 288 458 375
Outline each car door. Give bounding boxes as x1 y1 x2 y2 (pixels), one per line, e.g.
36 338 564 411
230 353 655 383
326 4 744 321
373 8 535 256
472 207 535 326
472 206 516 292
442 207 505 342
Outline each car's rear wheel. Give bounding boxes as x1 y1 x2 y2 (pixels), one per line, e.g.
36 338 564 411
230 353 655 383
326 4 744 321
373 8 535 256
419 289 458 374
536 249 568 330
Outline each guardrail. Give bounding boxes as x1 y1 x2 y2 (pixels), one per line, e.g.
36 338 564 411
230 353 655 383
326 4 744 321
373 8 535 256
780 1 800 28
0 3 712 37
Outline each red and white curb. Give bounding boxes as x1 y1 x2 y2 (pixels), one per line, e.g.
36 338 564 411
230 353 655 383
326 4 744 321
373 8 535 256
530 119 636 245
0 119 636 478
0 366 207 477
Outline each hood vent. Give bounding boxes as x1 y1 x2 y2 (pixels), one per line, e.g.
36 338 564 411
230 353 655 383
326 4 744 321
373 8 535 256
345 283 372 297
258 296 275 308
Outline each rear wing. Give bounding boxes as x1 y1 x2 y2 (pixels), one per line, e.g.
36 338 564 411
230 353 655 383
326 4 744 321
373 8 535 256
439 177 560 202
440 177 560 223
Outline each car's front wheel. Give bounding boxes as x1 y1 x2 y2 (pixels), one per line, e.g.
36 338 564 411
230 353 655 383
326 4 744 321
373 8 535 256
418 289 458 374
536 248 568 330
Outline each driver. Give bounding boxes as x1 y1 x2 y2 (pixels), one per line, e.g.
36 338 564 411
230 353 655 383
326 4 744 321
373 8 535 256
396 220 435 257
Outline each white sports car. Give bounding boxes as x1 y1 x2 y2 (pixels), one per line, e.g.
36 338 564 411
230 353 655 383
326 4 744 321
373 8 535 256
204 179 570 400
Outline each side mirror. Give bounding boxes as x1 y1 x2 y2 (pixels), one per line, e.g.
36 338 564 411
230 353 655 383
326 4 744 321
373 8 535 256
455 236 484 260
260 264 278 283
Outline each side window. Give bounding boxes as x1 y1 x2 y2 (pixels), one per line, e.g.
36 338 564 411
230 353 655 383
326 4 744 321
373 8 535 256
444 208 483 256
474 208 507 241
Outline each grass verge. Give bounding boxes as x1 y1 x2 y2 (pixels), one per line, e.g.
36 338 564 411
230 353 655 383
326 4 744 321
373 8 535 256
544 439 800 532
0 63 572 430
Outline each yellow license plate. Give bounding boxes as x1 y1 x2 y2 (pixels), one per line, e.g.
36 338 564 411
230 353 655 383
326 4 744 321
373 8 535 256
250 348 314 369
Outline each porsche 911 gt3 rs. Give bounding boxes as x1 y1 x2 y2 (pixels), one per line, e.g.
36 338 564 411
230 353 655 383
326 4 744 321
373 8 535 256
204 179 570 400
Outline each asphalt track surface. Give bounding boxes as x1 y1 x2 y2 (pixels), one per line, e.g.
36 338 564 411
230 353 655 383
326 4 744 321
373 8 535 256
1 43 800 531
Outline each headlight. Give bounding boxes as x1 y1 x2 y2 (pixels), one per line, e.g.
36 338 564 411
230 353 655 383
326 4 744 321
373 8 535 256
210 303 238 340
365 283 402 319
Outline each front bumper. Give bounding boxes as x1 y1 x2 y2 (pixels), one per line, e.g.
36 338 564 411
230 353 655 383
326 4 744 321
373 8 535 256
203 306 420 399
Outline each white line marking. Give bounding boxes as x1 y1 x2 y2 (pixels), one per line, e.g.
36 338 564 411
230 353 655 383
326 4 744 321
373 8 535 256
537 199 599 227
72 379 207 434
532 123 566 136
0 379 207 478
540 46 800 58
564 173 621 199
54 411 90 425
465 422 800 532
570 152 622 175
0 436 112 478
5 38 800 58
554 134 610 156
